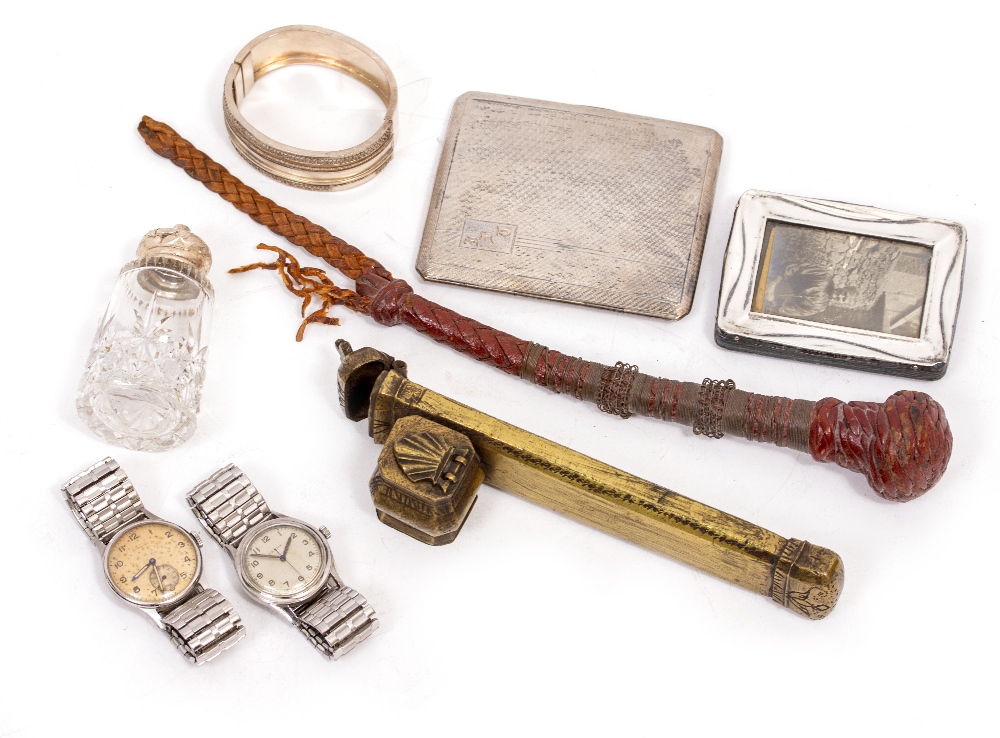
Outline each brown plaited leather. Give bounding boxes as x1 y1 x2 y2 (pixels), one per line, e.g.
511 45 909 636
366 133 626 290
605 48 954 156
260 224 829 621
138 117 393 283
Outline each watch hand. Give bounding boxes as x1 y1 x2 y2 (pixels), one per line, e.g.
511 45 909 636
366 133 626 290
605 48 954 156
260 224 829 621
281 534 293 560
251 552 283 559
151 562 164 592
283 557 304 578
131 558 155 582
271 547 303 576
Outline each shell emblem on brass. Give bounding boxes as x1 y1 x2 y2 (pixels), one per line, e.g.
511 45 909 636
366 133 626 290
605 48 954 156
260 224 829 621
393 432 468 494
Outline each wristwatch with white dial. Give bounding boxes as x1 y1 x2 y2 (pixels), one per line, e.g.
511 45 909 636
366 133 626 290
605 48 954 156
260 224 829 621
186 464 378 659
62 457 247 664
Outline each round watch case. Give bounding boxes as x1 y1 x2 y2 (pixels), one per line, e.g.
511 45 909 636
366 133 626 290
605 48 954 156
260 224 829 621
103 518 203 609
235 517 335 606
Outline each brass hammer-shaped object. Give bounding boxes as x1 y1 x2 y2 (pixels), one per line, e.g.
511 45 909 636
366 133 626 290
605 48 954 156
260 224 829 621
338 342 844 619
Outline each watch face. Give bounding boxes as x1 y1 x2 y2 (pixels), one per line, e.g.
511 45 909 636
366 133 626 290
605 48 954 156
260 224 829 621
240 521 328 599
105 521 200 606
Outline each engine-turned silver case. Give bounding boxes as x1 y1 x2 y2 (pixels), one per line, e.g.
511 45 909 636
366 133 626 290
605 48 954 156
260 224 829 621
417 91 723 320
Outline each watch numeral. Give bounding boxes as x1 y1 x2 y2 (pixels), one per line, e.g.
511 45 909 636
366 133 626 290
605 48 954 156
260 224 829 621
262 535 270 543
308 551 316 557
177 542 185 548
297 576 304 582
133 586 140 593
306 565 313 571
251 560 259 567
114 560 123 568
119 576 126 583
165 531 174 538
283 581 289 587
184 556 191 562
181 572 187 579
302 539 310 545
290 533 297 539
268 580 275 586
118 545 126 552
256 573 263 579
129 532 138 541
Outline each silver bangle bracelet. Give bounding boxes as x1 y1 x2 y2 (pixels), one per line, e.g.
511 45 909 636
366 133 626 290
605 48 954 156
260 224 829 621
223 25 397 191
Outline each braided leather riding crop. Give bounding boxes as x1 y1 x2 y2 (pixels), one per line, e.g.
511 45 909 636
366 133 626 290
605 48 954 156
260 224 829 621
137 116 952 502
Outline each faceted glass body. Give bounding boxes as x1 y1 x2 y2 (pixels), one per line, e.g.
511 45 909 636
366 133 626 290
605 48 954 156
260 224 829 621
77 262 213 451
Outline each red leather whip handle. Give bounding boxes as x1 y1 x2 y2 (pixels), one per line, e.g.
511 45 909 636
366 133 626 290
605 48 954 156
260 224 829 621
362 277 529 375
365 279 954 501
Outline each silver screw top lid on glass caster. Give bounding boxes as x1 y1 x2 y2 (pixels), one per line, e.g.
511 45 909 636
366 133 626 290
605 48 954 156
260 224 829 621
77 225 215 452
131 225 214 300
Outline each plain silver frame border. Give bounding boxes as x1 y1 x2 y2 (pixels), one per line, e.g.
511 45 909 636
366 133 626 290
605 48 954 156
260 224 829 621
716 190 967 369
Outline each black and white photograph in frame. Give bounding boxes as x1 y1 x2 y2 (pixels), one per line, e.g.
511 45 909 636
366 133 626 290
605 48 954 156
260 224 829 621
715 191 966 379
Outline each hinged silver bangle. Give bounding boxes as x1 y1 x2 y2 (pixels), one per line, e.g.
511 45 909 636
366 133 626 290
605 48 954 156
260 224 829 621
222 25 397 191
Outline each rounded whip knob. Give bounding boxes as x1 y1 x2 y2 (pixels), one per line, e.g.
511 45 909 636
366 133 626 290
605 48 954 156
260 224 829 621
809 391 952 501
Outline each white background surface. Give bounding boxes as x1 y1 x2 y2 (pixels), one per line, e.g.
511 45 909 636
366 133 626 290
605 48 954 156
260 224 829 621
2 1 996 735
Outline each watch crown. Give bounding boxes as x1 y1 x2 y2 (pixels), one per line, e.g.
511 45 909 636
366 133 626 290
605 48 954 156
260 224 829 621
194 533 203 548
319 526 332 539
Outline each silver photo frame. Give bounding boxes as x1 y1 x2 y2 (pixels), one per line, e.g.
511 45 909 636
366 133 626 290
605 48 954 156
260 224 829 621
715 191 966 379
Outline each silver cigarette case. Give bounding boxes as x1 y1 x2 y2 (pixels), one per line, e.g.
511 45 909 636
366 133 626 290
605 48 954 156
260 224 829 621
417 92 723 320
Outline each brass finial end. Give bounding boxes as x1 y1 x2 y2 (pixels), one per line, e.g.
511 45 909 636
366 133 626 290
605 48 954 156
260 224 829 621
770 539 844 620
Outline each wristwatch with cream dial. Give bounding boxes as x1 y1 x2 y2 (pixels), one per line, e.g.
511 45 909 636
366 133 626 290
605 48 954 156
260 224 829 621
186 464 378 659
62 457 247 664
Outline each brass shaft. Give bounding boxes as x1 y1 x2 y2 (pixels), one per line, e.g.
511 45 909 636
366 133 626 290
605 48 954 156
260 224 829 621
369 369 843 619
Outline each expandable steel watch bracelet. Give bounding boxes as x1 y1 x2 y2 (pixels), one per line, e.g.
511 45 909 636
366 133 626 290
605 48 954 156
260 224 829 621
186 464 378 659
62 458 247 664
